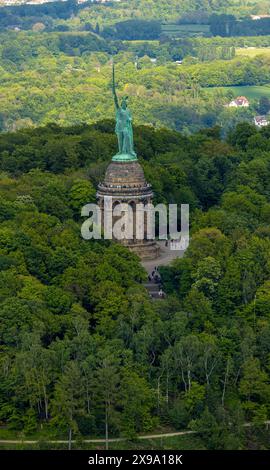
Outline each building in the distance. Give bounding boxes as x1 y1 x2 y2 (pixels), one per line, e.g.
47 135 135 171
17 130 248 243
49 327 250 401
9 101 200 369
251 14 270 20
228 96 250 108
254 115 270 127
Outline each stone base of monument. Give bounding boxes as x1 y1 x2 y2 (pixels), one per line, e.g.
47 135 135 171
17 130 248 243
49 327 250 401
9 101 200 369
97 159 161 261
125 240 160 261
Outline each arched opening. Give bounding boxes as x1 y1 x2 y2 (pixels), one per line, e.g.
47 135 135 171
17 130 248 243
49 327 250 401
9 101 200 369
128 201 136 242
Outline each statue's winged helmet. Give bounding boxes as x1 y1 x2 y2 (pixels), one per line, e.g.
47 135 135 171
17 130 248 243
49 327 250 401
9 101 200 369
121 96 129 109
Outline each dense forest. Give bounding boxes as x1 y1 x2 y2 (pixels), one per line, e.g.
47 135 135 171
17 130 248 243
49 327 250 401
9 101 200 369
0 120 270 449
210 15 270 38
0 0 270 452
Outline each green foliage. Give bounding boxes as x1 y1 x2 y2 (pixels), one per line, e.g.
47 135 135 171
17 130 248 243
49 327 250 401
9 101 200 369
1 30 270 133
0 120 270 450
69 179 96 213
103 20 161 41
210 14 270 38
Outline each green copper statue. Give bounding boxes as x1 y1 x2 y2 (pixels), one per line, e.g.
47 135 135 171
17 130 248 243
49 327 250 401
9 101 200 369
112 63 137 161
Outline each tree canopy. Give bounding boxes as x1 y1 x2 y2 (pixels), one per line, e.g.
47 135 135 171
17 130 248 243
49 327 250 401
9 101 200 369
0 120 270 449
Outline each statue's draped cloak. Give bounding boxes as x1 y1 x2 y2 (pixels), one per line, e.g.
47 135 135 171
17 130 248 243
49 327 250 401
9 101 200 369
115 108 136 157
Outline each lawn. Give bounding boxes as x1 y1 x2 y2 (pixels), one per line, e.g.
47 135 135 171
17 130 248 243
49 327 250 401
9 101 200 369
224 85 270 99
122 40 159 45
206 84 270 100
236 47 270 58
161 23 210 38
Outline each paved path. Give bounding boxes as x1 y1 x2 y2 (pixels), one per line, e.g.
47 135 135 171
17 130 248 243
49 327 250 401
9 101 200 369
0 430 195 445
142 241 185 275
142 241 185 300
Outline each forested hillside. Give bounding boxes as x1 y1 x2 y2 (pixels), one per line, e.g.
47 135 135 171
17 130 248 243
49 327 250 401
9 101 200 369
2 30 270 133
0 0 267 33
77 0 266 22
0 0 266 23
0 121 270 449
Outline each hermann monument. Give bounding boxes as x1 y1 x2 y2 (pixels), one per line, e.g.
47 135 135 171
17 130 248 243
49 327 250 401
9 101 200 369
96 64 160 260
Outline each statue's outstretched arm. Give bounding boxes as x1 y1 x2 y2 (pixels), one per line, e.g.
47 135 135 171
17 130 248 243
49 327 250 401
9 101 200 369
112 62 119 109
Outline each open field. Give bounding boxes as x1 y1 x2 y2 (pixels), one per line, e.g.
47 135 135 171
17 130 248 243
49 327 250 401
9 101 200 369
236 47 270 58
206 84 270 99
161 23 210 38
123 40 159 45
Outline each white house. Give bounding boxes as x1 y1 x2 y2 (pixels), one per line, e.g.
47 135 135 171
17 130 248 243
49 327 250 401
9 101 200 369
254 115 269 127
251 14 270 21
228 96 250 108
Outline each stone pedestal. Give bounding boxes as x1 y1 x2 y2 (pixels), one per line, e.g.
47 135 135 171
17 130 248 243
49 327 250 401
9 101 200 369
97 160 160 260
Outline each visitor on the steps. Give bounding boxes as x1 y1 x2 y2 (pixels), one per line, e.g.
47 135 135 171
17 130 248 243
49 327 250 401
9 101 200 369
159 289 165 298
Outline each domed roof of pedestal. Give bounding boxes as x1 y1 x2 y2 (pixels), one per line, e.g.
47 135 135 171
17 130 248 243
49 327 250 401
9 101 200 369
103 160 147 188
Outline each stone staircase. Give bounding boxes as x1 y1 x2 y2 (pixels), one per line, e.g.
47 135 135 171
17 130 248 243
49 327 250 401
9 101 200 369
141 241 185 301
144 281 164 301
